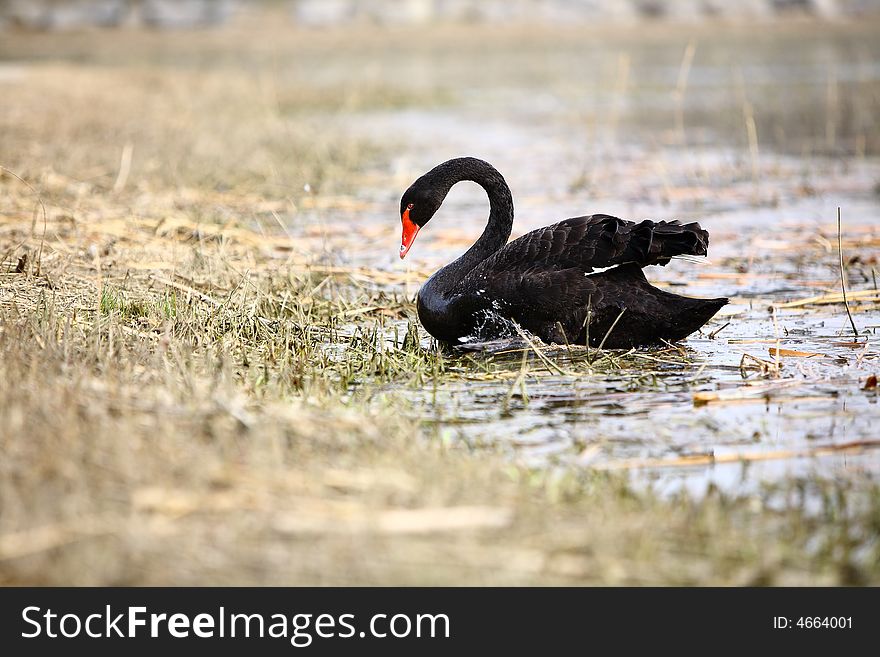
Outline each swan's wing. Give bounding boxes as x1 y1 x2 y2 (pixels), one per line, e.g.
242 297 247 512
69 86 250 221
453 214 710 315
475 214 710 278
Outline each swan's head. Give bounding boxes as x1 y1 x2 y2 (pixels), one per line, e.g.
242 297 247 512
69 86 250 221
398 179 444 259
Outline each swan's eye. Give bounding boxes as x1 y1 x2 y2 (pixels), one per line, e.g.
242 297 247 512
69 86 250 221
406 203 414 210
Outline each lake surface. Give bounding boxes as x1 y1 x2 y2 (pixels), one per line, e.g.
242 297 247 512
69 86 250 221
291 24 880 497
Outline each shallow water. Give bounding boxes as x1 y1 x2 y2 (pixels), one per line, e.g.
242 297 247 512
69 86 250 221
286 25 880 497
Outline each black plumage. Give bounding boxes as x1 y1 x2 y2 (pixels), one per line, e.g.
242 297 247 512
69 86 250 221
399 157 727 348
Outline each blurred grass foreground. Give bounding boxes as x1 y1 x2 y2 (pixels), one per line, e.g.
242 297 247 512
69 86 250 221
1 0 879 585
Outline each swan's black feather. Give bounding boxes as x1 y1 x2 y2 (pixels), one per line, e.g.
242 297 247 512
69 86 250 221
461 214 708 280
403 159 727 347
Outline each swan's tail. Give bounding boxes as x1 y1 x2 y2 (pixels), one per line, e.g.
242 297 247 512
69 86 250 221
642 219 710 265
581 264 728 348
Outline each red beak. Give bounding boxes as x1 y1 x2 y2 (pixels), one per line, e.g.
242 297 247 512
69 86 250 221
400 208 420 259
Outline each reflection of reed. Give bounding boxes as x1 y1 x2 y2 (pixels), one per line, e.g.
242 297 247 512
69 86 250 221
606 52 630 149
674 39 697 145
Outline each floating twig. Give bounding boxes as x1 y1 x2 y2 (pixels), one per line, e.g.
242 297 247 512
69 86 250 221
708 321 730 339
771 288 880 309
594 438 880 471
767 347 827 359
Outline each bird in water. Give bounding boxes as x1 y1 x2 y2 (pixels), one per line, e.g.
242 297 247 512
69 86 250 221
398 157 727 349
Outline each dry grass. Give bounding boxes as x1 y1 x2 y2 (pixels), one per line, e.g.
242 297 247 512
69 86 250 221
1 278 877 585
0 65 385 199
1 17 879 585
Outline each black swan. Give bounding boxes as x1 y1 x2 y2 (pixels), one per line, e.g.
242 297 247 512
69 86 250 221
398 157 727 349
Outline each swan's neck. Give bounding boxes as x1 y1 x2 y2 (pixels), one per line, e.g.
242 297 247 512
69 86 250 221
431 158 514 290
